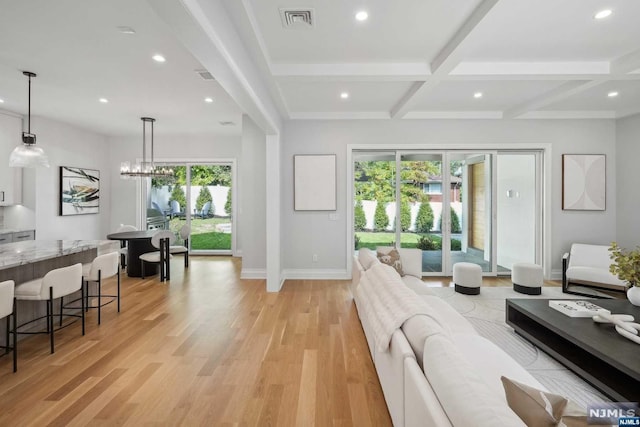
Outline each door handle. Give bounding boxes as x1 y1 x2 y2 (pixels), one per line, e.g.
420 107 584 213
1 191 4 202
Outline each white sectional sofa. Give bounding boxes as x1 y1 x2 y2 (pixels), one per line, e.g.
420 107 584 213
351 248 546 427
562 243 627 295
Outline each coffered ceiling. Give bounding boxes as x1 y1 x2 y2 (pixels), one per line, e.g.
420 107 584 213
222 0 640 120
0 0 638 139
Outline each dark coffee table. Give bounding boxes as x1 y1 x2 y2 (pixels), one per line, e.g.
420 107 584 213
506 299 640 402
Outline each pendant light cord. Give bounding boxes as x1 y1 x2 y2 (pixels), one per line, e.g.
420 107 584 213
27 74 31 134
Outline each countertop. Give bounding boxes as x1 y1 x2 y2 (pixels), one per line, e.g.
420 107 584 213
0 228 35 234
0 240 120 269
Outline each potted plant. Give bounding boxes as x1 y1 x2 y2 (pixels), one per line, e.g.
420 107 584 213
609 242 640 306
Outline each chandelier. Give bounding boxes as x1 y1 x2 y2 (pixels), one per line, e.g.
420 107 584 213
120 117 173 179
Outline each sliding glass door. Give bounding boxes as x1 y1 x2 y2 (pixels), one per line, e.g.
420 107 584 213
146 161 235 255
353 149 542 276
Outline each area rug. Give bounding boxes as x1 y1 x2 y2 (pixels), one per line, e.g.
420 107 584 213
423 286 611 409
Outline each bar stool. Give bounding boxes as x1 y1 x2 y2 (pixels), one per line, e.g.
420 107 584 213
0 280 17 372
140 230 174 281
14 263 84 354
75 252 120 325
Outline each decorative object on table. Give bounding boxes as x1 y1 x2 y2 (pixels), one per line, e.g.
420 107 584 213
549 300 611 317
9 71 50 168
593 312 640 345
120 117 174 179
59 166 100 215
561 154 605 210
609 242 640 306
293 154 336 211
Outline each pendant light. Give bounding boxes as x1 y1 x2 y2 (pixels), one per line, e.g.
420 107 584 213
9 71 50 168
120 117 174 179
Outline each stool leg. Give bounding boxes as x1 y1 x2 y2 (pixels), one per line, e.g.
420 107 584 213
117 269 121 312
12 298 17 373
141 260 145 279
49 287 54 354
59 296 64 326
98 272 102 325
81 279 85 336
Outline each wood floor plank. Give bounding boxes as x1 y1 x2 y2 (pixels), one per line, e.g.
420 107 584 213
3 257 550 425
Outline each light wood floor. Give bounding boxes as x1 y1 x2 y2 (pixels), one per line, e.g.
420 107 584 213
0 258 560 426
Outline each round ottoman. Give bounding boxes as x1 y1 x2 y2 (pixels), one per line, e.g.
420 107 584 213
453 262 482 295
512 263 542 295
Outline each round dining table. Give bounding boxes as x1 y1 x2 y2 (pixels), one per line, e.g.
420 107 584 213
107 230 159 277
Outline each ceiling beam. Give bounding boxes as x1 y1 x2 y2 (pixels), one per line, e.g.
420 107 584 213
611 48 640 75
149 0 282 134
271 63 431 82
503 80 603 119
390 0 500 118
450 61 609 76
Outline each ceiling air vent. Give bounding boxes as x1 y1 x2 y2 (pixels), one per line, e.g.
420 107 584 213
195 69 215 81
219 121 236 126
279 8 315 29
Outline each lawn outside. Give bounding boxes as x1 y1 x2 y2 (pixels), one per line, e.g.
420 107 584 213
169 217 231 250
355 231 460 250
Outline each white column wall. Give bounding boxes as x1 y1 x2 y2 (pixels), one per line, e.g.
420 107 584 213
282 119 617 279
240 115 267 276
615 113 640 249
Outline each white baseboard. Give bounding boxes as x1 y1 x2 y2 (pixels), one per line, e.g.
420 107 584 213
282 269 350 280
240 268 266 279
550 269 563 281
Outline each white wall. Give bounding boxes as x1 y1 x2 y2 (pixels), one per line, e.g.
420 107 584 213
240 115 267 274
282 119 617 277
616 113 640 249
4 116 111 240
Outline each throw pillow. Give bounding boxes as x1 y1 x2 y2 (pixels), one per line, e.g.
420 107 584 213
377 248 404 276
500 377 591 427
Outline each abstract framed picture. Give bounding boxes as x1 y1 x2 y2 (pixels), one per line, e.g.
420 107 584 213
60 166 100 215
294 154 337 211
562 154 605 211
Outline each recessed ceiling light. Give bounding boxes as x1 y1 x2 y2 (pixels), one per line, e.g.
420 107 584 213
152 54 166 63
99 98 109 103
116 26 136 34
594 9 613 19
340 92 350 99
474 92 483 98
355 11 368 21
0 99 4 103
608 91 619 97
204 97 214 103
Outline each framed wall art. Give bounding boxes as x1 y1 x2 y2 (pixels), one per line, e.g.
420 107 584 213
60 166 100 215
562 154 605 211
294 154 337 211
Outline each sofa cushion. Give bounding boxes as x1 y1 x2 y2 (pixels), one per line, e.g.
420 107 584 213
568 244 613 270
402 274 431 294
501 377 590 427
377 248 404 276
358 248 380 270
423 334 526 427
452 333 545 399
566 266 626 289
401 315 444 369
402 296 476 368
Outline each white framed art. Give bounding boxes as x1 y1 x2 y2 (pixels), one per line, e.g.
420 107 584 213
562 154 606 211
294 154 337 211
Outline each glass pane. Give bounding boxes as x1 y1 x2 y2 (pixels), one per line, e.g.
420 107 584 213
497 154 536 272
353 153 396 254
189 164 232 252
399 153 443 274
450 154 492 273
148 166 181 233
